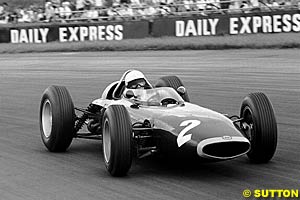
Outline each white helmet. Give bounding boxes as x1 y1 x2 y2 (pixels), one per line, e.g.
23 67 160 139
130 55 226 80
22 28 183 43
124 70 152 89
125 70 145 84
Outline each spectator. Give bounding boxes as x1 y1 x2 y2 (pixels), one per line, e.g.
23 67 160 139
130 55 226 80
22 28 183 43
18 8 32 22
82 4 99 20
167 2 176 12
183 0 194 11
196 0 207 10
11 7 21 23
240 0 251 12
272 0 280 7
52 4 61 21
112 0 121 7
14 7 23 23
51 0 62 7
95 0 105 7
158 4 172 15
151 0 161 5
173 0 186 12
107 6 119 20
135 4 146 18
294 0 300 6
62 1 73 19
284 0 293 6
219 0 230 10
118 4 134 19
250 0 260 7
0 3 5 15
0 2 9 23
26 6 34 22
131 0 142 7
248 0 260 11
143 3 158 15
57 4 65 19
37 8 46 21
76 0 86 10
105 0 113 7
45 1 55 22
1 2 8 13
84 0 96 9
228 0 241 12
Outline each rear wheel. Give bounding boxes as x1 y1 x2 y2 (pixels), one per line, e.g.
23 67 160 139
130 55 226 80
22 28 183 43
102 105 133 176
240 92 277 163
155 76 190 102
40 85 75 152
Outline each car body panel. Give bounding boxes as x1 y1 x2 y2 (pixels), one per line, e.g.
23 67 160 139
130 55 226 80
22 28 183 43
92 86 250 161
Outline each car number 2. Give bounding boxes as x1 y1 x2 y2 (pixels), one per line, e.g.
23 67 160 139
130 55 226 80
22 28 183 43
177 120 201 147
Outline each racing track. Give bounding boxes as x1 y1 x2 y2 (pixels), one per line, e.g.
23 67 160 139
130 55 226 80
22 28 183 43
1 50 300 200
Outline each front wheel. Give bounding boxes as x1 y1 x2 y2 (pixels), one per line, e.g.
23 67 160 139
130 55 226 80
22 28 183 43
240 92 277 163
40 85 75 152
102 105 133 176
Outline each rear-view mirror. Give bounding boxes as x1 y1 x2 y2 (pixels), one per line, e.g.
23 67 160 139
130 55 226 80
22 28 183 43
177 86 186 95
125 90 135 99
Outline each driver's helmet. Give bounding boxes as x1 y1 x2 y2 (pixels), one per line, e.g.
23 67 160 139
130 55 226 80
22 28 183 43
125 70 151 89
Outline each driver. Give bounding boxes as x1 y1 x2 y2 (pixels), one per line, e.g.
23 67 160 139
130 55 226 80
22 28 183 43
124 70 152 89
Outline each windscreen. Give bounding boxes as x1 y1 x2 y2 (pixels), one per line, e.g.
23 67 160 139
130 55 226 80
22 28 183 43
127 87 184 106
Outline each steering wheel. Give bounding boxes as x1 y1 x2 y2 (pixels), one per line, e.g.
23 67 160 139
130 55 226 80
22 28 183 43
161 98 177 106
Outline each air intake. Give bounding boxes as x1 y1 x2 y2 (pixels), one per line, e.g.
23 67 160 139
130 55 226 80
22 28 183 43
197 136 250 159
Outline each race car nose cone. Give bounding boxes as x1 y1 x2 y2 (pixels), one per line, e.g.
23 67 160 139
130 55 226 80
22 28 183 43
197 136 250 160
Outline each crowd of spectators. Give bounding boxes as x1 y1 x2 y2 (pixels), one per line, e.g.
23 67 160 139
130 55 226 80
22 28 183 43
0 0 299 24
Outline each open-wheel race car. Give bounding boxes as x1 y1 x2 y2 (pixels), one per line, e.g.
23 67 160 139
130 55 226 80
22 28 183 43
40 70 277 176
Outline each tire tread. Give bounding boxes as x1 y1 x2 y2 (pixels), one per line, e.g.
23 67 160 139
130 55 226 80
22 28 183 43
241 92 277 163
155 76 190 102
103 105 132 176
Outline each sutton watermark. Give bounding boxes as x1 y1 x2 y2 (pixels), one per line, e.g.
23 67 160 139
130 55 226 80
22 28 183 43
243 189 299 198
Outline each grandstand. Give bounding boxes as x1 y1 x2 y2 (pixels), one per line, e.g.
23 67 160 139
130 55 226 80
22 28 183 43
0 0 299 24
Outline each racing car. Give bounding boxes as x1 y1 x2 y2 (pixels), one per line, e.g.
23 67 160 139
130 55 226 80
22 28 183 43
39 70 277 176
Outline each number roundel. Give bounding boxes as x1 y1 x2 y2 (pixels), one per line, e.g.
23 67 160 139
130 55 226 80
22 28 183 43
177 120 201 147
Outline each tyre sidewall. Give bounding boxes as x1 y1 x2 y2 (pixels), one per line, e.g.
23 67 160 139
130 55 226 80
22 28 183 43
40 87 60 151
39 86 74 152
102 105 132 176
240 94 277 163
102 109 116 172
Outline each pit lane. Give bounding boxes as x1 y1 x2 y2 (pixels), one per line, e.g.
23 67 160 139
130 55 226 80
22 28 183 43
1 50 299 200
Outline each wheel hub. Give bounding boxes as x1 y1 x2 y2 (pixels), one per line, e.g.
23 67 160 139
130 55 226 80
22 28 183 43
103 119 111 163
42 100 52 138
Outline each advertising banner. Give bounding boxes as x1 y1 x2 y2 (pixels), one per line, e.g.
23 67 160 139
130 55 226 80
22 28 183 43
0 21 149 43
152 10 300 37
0 10 299 43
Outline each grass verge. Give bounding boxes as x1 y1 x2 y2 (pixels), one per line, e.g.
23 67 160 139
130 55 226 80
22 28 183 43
0 33 299 54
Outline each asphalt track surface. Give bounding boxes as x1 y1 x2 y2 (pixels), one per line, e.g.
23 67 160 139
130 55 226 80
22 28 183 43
1 50 299 200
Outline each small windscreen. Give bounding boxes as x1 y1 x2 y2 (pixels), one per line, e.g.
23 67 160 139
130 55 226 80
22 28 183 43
127 87 184 106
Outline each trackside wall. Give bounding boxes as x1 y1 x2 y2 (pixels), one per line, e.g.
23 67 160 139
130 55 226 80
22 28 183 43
0 10 299 44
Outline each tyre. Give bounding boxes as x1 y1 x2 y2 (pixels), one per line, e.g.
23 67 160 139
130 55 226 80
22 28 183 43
102 105 133 176
155 76 190 102
40 85 75 152
240 92 277 163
